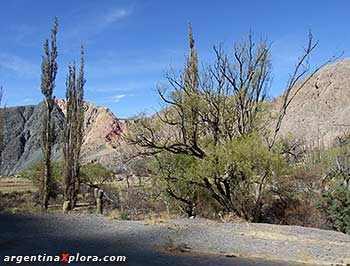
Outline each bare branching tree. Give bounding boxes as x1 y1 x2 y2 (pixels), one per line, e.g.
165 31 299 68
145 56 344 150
62 46 86 213
127 26 336 220
129 30 272 157
268 31 341 149
216 33 271 137
40 17 58 210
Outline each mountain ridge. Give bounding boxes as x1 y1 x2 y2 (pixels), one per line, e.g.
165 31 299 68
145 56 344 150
2 58 350 175
0 100 126 176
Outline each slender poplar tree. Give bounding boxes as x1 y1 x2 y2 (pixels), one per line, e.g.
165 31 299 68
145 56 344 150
40 17 58 210
62 46 85 213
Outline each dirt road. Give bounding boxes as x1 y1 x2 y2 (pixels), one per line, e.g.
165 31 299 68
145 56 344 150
0 214 323 266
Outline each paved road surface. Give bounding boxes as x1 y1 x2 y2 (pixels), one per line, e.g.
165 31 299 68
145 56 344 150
0 214 311 266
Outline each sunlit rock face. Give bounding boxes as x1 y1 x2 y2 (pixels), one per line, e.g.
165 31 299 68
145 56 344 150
270 59 350 147
1 99 127 176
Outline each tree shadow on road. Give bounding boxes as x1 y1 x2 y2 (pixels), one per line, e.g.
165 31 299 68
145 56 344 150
0 214 309 266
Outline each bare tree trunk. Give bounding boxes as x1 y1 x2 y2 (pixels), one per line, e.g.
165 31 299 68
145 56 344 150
41 100 54 210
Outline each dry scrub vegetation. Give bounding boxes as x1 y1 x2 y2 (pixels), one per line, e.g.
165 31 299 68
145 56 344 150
0 21 349 237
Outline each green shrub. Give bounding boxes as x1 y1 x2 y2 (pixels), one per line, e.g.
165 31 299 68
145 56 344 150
119 212 130 220
318 185 350 233
153 134 287 221
80 163 114 188
19 161 64 200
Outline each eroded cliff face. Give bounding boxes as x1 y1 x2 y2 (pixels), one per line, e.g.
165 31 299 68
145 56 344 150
56 99 127 164
270 59 350 147
1 100 126 176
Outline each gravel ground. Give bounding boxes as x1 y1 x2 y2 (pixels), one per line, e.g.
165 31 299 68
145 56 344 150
0 214 344 266
161 218 349 265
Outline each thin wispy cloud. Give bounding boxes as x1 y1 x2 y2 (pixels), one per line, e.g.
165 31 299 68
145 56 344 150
0 53 39 77
96 94 133 104
23 98 34 103
104 9 128 24
112 94 126 102
64 7 130 43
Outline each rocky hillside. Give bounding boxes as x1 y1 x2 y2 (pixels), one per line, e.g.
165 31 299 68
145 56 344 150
1 100 126 176
2 59 350 175
55 99 127 167
1 103 63 175
271 58 350 147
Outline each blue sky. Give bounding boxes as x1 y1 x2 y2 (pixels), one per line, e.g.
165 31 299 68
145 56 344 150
0 0 349 118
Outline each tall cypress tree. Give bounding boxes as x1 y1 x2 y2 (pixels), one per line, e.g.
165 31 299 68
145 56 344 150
62 46 85 213
184 23 200 151
184 23 198 93
40 17 58 210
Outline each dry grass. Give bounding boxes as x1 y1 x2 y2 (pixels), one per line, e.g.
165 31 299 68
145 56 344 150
242 231 300 242
218 212 246 224
0 178 38 213
0 191 38 214
105 210 179 223
241 229 350 248
141 212 180 225
0 177 36 193
105 209 122 220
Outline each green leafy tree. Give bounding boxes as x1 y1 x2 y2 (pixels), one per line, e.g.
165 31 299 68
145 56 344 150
80 163 114 188
156 135 285 220
128 25 323 220
317 135 350 233
318 185 350 233
20 161 64 200
40 17 58 210
322 136 350 188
